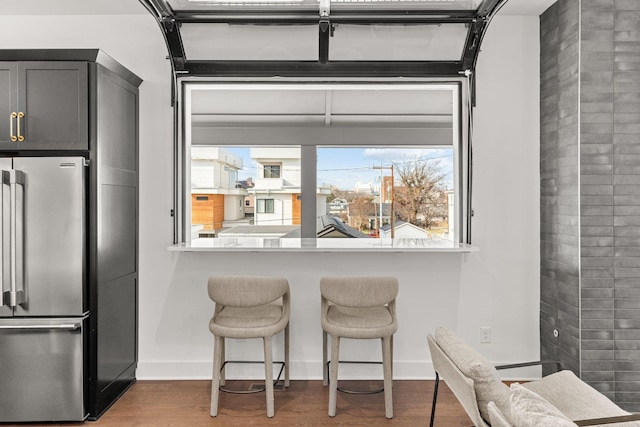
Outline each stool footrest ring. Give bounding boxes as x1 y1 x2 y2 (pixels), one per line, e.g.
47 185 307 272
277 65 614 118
326 361 385 394
219 360 286 394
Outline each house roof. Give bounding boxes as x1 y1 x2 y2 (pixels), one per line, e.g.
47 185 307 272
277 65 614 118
218 225 299 237
213 216 369 238
317 215 370 238
380 220 428 233
380 221 429 237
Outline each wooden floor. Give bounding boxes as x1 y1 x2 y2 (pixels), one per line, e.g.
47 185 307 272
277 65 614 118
12 380 473 427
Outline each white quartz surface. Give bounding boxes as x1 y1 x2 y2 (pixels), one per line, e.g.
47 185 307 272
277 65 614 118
168 237 478 252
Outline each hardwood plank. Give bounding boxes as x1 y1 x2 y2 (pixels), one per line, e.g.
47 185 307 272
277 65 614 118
10 380 473 426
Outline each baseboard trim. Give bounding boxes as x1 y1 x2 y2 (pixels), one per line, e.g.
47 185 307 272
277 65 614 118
136 360 543 381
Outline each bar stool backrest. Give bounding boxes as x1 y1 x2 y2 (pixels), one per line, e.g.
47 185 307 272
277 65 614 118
320 276 398 308
208 275 290 307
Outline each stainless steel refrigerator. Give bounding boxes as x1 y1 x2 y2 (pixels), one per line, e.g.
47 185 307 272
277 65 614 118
0 157 88 422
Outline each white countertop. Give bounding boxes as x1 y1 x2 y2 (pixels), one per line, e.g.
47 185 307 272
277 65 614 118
168 237 478 253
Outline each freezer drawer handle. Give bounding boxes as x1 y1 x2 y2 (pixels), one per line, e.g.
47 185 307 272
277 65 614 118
0 322 81 331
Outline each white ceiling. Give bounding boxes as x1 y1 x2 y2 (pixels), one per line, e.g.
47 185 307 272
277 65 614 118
1 0 557 16
0 0 148 15
498 0 556 15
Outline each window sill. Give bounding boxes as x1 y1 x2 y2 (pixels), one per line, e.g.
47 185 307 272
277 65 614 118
167 238 478 253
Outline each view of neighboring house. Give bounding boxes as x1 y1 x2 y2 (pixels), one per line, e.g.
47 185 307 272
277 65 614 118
192 146 331 239
237 177 255 216
218 225 299 238
317 215 370 238
328 174 451 239
347 201 391 236
191 146 247 237
250 147 329 226
380 220 429 238
191 146 450 240
447 190 454 238
327 198 348 216
250 147 301 226
353 181 378 194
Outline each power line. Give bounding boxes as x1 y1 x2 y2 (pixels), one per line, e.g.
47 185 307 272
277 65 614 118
317 154 453 172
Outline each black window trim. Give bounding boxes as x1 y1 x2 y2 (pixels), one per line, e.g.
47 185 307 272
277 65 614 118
176 78 471 246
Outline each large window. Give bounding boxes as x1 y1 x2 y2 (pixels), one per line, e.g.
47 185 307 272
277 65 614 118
179 82 469 247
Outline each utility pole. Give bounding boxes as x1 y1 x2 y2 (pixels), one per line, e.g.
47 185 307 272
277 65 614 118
373 164 395 238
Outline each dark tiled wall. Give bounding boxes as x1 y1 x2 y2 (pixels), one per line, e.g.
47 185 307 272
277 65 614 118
580 0 616 401
541 0 640 411
540 0 581 377
612 0 640 412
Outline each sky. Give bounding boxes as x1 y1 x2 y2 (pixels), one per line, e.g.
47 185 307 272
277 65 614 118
224 146 454 191
317 147 454 191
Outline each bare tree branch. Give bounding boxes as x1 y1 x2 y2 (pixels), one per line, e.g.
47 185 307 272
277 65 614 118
393 156 448 229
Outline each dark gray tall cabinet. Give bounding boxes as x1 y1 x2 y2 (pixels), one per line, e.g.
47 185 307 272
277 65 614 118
0 49 140 420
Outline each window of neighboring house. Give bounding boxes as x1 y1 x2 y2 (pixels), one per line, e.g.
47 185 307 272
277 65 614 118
256 198 275 214
179 82 468 246
187 144 301 237
263 164 281 179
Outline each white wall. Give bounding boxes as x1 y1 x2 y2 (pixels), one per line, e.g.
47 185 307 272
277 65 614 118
0 12 541 380
254 194 291 226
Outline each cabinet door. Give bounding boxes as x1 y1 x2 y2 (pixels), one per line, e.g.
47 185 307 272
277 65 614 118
0 63 17 146
16 62 88 150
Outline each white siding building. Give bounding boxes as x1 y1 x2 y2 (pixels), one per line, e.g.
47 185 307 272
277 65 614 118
251 147 329 226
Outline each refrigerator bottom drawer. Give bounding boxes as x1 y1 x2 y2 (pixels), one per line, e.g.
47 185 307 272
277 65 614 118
0 316 88 422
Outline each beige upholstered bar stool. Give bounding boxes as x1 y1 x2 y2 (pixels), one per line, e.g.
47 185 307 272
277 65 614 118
320 276 399 419
207 275 290 418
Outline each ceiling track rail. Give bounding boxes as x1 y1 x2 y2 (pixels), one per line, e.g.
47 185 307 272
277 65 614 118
138 0 509 83
184 60 463 77
172 11 478 24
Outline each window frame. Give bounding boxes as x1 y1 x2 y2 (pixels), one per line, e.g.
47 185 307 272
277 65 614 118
176 78 470 247
256 198 275 214
263 164 282 179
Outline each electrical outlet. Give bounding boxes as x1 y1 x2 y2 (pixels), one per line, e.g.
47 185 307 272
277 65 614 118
480 326 491 343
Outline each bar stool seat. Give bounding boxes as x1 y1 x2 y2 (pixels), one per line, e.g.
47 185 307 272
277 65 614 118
320 276 399 419
211 304 287 335
324 306 396 336
208 275 290 418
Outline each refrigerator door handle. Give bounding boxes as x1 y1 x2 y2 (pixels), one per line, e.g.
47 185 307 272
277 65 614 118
0 322 81 331
7 170 25 308
1 170 10 309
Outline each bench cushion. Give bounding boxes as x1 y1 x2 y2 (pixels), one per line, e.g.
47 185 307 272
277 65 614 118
436 327 512 424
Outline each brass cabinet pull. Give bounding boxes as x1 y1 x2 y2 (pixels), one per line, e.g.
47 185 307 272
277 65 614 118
9 112 17 142
16 112 24 142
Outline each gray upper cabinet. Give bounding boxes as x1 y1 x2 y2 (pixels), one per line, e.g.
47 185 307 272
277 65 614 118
0 63 17 146
0 61 88 150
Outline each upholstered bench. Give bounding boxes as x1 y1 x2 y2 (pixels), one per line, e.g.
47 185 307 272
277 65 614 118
428 327 640 427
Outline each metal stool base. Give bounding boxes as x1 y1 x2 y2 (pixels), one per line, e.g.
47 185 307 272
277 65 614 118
326 361 385 394
218 360 286 394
